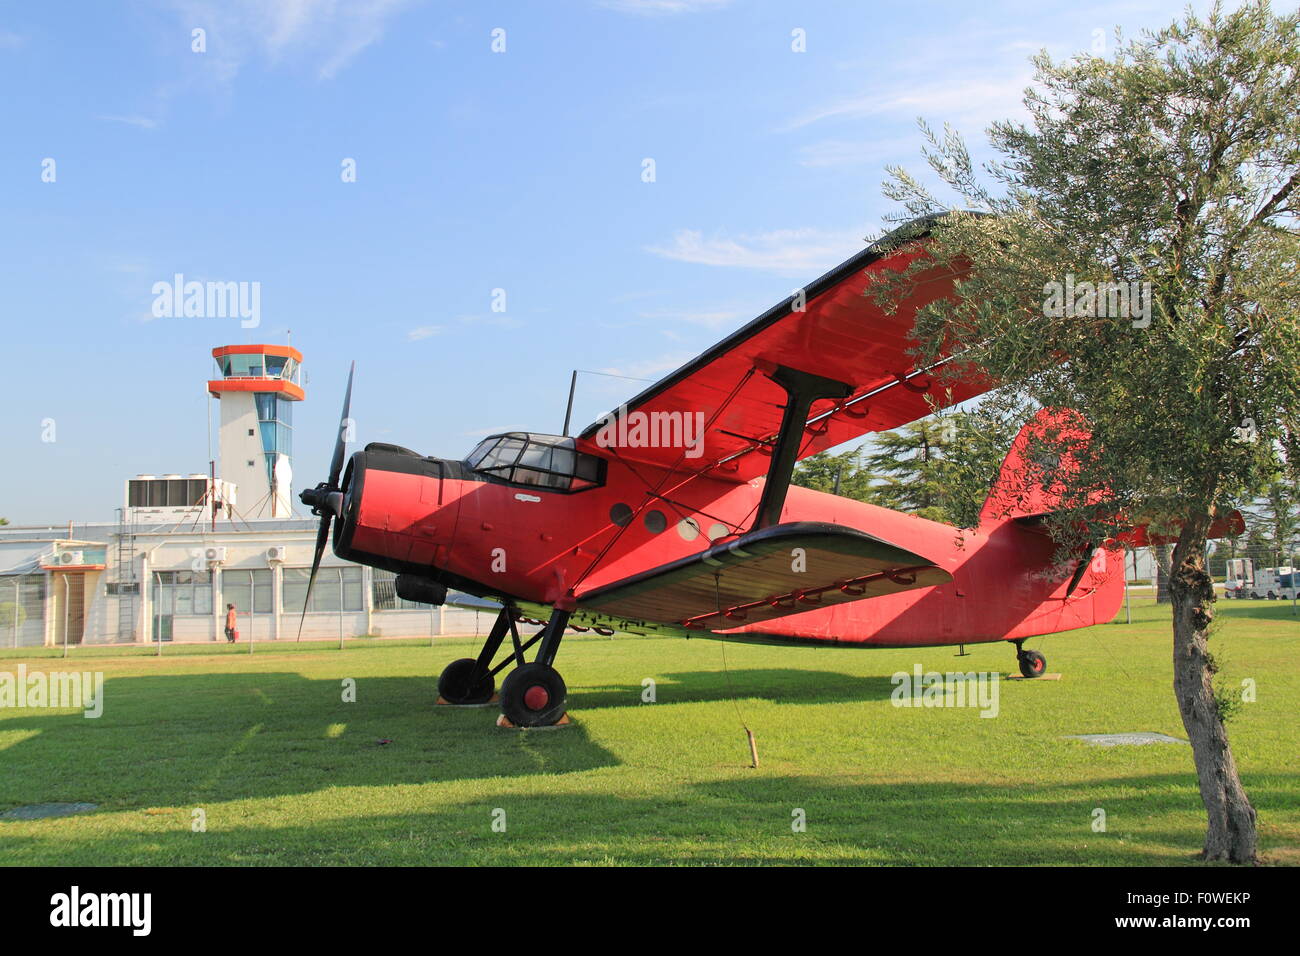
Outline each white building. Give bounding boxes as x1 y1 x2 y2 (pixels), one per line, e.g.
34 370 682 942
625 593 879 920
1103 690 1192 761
0 343 487 648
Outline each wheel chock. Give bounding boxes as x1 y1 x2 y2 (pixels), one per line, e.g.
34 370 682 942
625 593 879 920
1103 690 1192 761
495 712 573 729
1005 673 1063 681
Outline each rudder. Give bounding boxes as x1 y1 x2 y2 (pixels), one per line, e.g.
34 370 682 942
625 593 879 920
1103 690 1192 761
979 408 1092 526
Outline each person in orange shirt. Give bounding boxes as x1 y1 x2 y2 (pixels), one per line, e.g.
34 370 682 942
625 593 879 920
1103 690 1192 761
224 603 238 643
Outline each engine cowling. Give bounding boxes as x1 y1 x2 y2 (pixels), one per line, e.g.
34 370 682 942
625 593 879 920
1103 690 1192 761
333 444 460 577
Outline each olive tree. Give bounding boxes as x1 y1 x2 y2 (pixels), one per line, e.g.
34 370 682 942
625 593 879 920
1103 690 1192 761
873 1 1299 863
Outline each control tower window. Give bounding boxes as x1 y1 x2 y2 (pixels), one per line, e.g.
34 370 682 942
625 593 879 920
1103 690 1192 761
465 433 604 492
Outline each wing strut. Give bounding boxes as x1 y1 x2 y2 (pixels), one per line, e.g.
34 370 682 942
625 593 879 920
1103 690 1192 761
752 363 851 530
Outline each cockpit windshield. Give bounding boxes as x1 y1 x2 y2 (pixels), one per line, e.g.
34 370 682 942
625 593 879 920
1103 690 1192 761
465 433 605 491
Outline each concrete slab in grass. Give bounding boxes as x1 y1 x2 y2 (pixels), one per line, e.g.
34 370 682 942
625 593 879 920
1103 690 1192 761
1065 732 1188 747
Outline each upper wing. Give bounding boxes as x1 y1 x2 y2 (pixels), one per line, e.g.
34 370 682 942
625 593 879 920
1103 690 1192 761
576 216 989 482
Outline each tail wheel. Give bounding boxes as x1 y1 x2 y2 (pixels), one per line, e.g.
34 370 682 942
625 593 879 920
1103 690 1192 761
1018 649 1047 679
438 658 495 705
500 662 567 727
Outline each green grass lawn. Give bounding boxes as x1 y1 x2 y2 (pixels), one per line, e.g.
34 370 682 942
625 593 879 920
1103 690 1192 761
1 597 1296 866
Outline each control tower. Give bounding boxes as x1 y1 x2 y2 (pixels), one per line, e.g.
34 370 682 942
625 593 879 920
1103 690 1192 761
208 344 304 518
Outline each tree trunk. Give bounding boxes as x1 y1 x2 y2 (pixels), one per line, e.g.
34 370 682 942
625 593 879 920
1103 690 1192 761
1169 510 1258 863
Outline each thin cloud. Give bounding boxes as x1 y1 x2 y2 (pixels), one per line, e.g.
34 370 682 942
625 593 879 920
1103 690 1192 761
98 114 161 130
796 136 922 169
599 353 695 381
645 227 863 277
597 0 732 15
166 0 413 82
784 71 1034 132
407 325 442 341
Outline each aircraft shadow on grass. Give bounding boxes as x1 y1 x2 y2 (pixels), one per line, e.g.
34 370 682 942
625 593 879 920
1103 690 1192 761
0 663 906 809
578 669 902 709
0 664 939 816
0 671 623 810
8 771 1294 866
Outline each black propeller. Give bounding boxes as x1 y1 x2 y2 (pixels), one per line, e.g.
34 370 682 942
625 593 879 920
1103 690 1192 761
296 361 355 641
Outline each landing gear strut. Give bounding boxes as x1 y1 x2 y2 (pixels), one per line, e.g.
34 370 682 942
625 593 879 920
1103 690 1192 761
437 603 572 726
1012 639 1047 679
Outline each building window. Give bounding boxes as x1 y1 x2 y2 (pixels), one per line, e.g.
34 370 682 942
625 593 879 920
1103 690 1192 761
222 569 272 614
371 569 425 610
282 566 363 613
256 392 294 486
152 570 213 616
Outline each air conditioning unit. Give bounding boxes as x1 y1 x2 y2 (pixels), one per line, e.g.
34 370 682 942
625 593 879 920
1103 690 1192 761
58 551 84 566
205 546 228 564
266 546 287 563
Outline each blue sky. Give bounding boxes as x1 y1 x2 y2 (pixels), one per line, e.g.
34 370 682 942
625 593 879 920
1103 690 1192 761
0 0 1272 523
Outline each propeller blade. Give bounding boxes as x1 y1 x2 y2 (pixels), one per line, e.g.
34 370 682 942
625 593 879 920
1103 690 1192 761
328 361 355 489
296 512 332 642
297 361 355 643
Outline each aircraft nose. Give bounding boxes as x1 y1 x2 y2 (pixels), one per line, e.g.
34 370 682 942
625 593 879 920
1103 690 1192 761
300 484 344 517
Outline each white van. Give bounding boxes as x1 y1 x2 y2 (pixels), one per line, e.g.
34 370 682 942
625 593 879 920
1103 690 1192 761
1247 567 1297 600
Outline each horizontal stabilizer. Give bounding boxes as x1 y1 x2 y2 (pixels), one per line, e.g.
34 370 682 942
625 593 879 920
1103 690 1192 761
577 521 950 630
1120 510 1246 547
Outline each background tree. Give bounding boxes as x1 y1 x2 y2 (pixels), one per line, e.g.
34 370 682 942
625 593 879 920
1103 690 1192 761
793 411 1017 525
860 420 951 521
872 1 1299 862
791 446 876 500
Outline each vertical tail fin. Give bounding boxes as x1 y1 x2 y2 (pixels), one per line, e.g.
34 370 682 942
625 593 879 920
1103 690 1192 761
981 408 1246 541
979 408 1092 526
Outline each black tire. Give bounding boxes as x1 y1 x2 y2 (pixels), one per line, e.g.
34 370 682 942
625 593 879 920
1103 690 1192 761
500 662 567 727
1268 591 1277 600
438 658 494 705
1018 649 1047 679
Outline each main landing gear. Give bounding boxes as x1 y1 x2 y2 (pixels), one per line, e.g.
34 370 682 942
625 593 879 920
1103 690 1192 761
1012 639 1047 679
437 603 572 726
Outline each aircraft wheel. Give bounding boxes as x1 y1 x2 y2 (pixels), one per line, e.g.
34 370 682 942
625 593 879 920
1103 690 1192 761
438 658 494 705
1018 649 1047 679
500 662 567 727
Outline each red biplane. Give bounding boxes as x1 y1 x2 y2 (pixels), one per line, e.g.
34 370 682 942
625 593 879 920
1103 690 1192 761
296 219 1139 726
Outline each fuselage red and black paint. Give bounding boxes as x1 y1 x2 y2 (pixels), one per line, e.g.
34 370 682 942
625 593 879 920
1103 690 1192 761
331 440 1126 650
